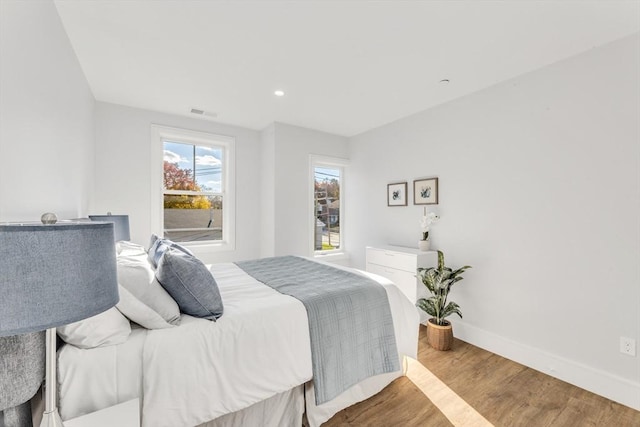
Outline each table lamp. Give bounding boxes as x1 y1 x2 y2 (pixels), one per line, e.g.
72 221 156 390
0 216 119 427
88 213 130 242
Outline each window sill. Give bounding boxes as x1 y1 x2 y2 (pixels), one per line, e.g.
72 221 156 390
181 241 235 255
314 251 350 266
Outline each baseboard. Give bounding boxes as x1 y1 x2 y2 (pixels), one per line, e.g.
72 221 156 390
451 320 640 411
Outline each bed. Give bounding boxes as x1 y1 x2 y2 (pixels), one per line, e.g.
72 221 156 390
56 241 419 427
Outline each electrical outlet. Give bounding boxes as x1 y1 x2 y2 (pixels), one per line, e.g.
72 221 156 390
620 337 636 356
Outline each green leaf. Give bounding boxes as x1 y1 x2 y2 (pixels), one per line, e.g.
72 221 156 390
416 298 437 317
452 266 472 276
441 302 463 319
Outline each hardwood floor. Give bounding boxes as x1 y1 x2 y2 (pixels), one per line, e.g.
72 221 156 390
324 325 640 426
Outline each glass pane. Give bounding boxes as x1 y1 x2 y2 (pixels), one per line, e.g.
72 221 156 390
163 141 196 190
164 195 223 242
314 166 340 251
163 141 223 193
194 145 223 193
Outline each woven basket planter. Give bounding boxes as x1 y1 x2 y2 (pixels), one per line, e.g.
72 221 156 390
426 318 453 351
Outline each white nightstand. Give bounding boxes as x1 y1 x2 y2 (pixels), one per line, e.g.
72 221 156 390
366 245 437 323
65 398 140 427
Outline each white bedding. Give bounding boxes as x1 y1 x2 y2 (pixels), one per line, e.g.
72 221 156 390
58 261 419 427
58 326 146 420
141 262 312 427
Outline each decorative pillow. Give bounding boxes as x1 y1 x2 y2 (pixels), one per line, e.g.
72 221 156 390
57 307 131 349
147 235 194 268
156 249 224 320
116 285 176 329
149 233 159 251
117 254 181 325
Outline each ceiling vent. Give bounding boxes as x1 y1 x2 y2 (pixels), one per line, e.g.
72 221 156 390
190 108 217 118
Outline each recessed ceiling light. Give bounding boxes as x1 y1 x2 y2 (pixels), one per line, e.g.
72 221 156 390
274 90 285 97
439 79 450 85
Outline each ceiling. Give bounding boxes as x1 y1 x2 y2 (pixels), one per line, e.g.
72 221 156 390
54 1 640 137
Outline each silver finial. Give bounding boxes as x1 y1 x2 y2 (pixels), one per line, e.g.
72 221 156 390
41 213 58 224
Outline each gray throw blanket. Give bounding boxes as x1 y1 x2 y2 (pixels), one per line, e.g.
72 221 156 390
235 256 400 404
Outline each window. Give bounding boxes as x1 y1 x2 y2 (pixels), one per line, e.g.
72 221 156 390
163 140 223 242
311 156 347 254
151 126 235 249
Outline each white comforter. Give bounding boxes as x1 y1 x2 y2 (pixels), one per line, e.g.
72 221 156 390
141 262 313 427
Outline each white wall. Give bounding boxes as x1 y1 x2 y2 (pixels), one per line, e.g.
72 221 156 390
0 0 95 222
269 123 349 257
347 34 640 409
94 109 349 261
93 102 262 263
260 124 276 258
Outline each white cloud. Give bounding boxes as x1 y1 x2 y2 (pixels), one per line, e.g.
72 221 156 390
164 150 188 164
202 180 222 192
196 155 221 166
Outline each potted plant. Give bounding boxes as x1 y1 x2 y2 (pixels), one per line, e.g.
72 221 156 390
417 250 471 351
418 208 439 251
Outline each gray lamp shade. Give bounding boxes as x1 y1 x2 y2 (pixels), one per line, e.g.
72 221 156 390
89 214 130 242
0 222 119 337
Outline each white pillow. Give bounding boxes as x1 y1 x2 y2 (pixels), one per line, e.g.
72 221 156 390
116 241 147 257
117 254 181 326
116 285 176 329
57 307 131 349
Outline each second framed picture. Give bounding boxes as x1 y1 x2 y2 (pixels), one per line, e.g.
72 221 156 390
387 182 408 206
413 177 439 205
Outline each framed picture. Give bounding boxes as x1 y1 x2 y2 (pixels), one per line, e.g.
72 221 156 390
387 182 408 206
413 177 439 205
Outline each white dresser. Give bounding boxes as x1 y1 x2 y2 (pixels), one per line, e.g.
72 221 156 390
366 245 437 323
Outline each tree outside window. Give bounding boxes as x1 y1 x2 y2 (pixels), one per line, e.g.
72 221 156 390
314 166 342 252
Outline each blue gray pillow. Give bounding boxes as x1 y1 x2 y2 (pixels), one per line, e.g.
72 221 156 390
155 249 224 321
148 235 194 268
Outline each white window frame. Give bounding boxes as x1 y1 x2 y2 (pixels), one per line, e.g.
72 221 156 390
151 124 235 252
309 155 348 257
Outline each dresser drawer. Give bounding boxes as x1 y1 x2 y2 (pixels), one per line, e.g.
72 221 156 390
366 247 417 273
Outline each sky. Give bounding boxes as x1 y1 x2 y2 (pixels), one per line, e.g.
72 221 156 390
315 166 340 183
163 140 223 193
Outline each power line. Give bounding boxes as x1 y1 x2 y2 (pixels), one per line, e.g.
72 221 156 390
315 171 340 179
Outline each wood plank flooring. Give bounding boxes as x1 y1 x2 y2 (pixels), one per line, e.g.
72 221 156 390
324 325 640 426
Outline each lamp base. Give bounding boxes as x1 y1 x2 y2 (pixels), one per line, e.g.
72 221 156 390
40 408 64 427
41 328 65 427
